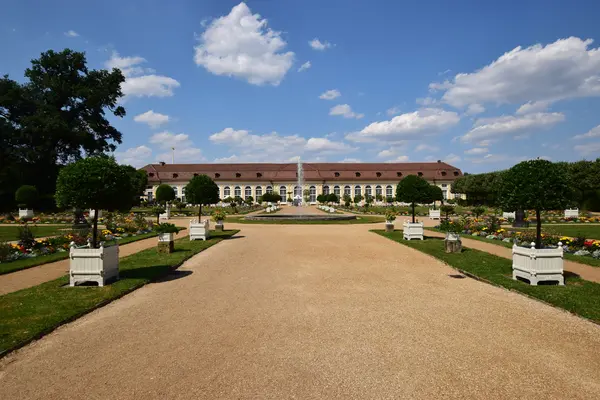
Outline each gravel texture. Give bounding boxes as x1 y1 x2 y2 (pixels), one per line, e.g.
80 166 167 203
1 222 599 399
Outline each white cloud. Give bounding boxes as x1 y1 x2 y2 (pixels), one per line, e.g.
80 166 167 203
115 145 152 167
516 101 550 115
309 38 333 51
573 125 600 140
443 154 461 163
415 144 440 152
149 131 192 149
438 69 451 76
305 138 356 154
477 140 493 147
430 37 600 108
386 106 402 116
340 158 361 163
464 147 489 155
574 142 600 156
106 51 180 98
193 2 294 86
156 147 203 163
465 103 485 116
64 30 79 37
386 155 410 162
461 112 565 142
319 89 341 100
416 97 437 106
298 61 311 72
349 108 460 142
329 104 364 119
468 153 512 164
133 110 170 128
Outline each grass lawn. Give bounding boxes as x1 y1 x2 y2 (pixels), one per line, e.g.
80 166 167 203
0 231 164 276
425 228 600 268
0 229 239 356
507 224 600 240
374 230 600 324
226 215 385 224
0 225 71 242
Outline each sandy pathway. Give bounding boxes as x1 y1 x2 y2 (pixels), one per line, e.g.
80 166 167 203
0 223 599 399
0 218 192 295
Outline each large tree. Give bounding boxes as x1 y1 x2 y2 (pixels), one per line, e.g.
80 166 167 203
184 175 219 219
396 175 435 223
500 159 571 249
55 157 134 248
0 49 126 210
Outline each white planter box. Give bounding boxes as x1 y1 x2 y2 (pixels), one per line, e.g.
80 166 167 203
512 243 564 285
18 209 34 218
564 209 578 218
89 209 103 219
190 219 210 241
403 221 424 240
69 243 119 287
502 211 516 219
158 232 174 242
429 209 441 220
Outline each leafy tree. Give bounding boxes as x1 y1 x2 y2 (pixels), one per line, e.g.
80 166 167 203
245 196 254 206
317 194 326 204
375 193 383 202
451 171 505 206
156 184 175 204
261 192 282 203
565 159 600 209
364 195 373 210
429 185 444 209
184 174 219 220
500 159 571 249
472 205 486 218
122 165 148 206
0 49 126 210
327 193 339 203
343 194 352 207
55 157 133 247
396 175 433 223
440 205 454 220
353 194 363 204
386 196 394 204
15 185 38 209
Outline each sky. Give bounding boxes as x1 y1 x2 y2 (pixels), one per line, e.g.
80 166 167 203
2 0 600 173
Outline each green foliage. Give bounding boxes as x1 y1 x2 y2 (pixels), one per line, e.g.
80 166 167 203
212 209 227 221
343 194 351 207
472 205 486 217
439 218 464 233
261 192 282 203
396 175 435 222
353 194 363 204
385 210 396 222
326 193 339 203
565 159 600 209
375 194 383 201
0 49 126 211
15 185 38 208
429 185 444 204
451 171 505 206
122 166 148 205
440 205 454 219
0 241 12 263
184 175 219 206
155 184 176 204
154 223 180 234
17 224 35 248
245 196 254 205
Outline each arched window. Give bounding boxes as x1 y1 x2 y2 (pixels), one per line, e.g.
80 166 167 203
386 185 393 199
334 185 341 196
365 185 372 197
234 186 241 197
171 186 178 197
224 186 231 198
344 185 351 196
323 185 330 195
375 185 382 197
354 185 362 197
255 186 262 198
309 186 316 202
245 186 252 200
280 186 287 200
294 185 302 197
266 185 273 194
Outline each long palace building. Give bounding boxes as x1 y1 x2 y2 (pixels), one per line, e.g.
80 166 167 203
141 161 463 203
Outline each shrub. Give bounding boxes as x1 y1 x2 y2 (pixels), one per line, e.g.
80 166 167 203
261 192 282 203
15 185 38 209
0 241 12 262
17 224 35 248
354 194 363 204
472 206 486 218
385 210 396 222
155 184 176 205
154 223 180 234
327 193 339 203
212 209 227 221
151 206 166 223
439 218 464 233
440 205 454 219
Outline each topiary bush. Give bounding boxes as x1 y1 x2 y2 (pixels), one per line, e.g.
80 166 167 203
155 184 176 205
15 185 38 209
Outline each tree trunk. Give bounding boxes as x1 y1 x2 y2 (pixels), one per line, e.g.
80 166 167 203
411 202 415 223
198 204 202 221
156 212 160 224
92 208 99 248
536 209 542 249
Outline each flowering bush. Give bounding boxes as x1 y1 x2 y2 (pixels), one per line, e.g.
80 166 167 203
212 210 227 222
385 211 396 223
439 218 464 233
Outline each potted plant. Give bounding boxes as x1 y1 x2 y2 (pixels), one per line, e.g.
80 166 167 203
396 175 436 240
155 184 176 221
212 209 227 231
500 159 571 285
155 223 180 253
55 157 135 286
428 186 443 219
385 211 396 233
439 218 464 253
184 174 219 239
15 185 38 219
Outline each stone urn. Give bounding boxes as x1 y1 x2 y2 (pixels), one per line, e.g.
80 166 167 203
215 220 224 231
444 232 462 253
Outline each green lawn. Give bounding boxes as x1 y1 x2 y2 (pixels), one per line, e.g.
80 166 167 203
0 230 239 356
507 225 600 240
0 225 71 242
0 231 163 276
425 228 600 268
226 215 385 224
374 230 600 323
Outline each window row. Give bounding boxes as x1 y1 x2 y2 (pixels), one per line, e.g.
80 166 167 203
221 185 395 201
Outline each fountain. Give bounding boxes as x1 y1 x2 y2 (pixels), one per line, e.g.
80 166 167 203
297 158 304 206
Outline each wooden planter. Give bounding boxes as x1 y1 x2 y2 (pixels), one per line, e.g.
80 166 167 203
403 221 424 240
502 211 516 219
18 209 34 219
564 209 578 218
190 219 210 241
429 209 441 220
512 243 564 285
89 209 103 219
69 242 119 286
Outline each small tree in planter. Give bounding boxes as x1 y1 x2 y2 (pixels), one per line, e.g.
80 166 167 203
155 184 175 220
155 223 180 253
439 218 464 253
385 211 396 233
353 194 363 205
500 159 571 285
365 195 373 210
212 209 227 231
15 185 38 218
396 175 433 223
428 185 444 210
55 157 134 286
151 206 166 224
245 196 254 206
184 174 219 220
472 205 486 218
440 205 454 220
327 193 339 204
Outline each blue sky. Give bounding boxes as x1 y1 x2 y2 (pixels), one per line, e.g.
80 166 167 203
2 0 600 173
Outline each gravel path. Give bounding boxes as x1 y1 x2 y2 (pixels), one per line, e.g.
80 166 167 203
0 218 191 295
1 223 599 399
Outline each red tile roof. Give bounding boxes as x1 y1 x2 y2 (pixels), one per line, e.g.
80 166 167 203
142 162 463 183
